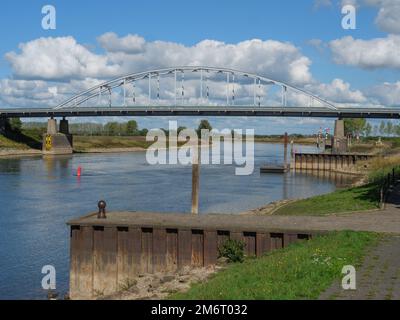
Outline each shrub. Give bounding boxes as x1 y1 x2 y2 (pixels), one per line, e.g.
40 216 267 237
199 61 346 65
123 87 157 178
218 239 246 263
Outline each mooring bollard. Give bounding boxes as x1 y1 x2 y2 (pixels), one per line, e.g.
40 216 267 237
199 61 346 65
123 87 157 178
98 200 107 219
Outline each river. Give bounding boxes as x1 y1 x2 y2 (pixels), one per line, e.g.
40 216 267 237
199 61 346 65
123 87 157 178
0 143 355 299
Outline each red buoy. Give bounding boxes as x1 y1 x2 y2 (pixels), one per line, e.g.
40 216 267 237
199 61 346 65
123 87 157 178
77 166 82 177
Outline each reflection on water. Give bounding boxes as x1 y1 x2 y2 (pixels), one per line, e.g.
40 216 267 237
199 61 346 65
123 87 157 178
0 143 351 299
294 170 360 189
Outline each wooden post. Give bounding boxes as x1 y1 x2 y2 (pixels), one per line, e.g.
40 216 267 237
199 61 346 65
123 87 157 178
191 146 200 215
284 132 288 169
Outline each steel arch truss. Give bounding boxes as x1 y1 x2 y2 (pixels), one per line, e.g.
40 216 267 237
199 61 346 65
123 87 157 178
54 66 337 110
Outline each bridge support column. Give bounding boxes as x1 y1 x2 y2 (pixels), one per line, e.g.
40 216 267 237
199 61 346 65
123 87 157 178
332 119 347 153
43 117 73 155
59 117 69 135
0 117 6 135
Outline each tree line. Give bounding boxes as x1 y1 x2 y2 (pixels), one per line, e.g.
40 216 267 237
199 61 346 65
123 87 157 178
344 119 400 138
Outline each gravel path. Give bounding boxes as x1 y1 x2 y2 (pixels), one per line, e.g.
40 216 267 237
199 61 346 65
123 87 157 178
320 235 400 300
320 184 400 300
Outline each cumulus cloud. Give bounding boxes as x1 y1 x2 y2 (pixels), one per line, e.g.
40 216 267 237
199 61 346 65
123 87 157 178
364 0 400 34
5 36 120 81
97 32 146 54
368 81 400 106
329 35 400 69
306 78 367 104
5 34 313 86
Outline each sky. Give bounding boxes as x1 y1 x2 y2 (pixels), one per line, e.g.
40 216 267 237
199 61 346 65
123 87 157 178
0 0 399 134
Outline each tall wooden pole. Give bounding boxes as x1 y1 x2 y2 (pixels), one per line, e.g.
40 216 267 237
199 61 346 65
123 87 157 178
191 146 200 215
284 132 288 169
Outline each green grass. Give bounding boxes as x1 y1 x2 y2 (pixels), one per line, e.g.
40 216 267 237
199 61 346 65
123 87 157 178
0 128 43 150
0 134 31 150
171 231 380 300
273 184 381 216
73 135 152 151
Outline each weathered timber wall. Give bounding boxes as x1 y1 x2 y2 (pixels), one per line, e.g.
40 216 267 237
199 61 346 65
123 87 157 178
294 153 372 172
69 224 316 299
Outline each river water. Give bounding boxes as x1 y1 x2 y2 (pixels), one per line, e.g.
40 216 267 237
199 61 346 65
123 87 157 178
0 143 355 299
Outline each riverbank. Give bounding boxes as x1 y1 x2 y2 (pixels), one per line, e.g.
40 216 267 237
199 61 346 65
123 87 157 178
170 231 380 300
255 136 315 145
258 150 400 217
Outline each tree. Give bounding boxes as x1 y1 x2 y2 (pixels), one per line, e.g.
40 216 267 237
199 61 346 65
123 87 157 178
344 118 366 137
197 119 212 137
9 118 22 132
379 121 386 135
386 122 394 136
364 123 372 137
373 125 379 137
126 120 138 135
104 122 119 136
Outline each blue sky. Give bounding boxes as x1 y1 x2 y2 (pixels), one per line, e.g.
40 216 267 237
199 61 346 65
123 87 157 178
0 0 399 134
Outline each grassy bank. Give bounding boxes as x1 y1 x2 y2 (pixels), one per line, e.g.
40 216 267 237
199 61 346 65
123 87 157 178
0 128 42 150
73 135 152 152
255 136 315 145
171 231 379 300
273 183 381 216
273 153 400 216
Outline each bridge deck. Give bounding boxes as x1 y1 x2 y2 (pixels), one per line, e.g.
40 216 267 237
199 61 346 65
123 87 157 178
2 106 400 119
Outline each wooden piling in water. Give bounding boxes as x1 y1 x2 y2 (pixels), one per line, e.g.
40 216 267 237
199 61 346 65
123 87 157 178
191 147 199 215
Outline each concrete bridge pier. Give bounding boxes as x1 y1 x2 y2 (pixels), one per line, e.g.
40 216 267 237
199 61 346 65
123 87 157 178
0 117 6 135
42 117 73 155
332 119 348 153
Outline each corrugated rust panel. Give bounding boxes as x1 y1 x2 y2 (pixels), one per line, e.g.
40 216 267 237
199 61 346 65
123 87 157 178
141 228 153 274
256 232 271 257
130 227 142 275
191 230 204 267
166 229 178 272
153 228 167 272
217 230 230 249
178 229 192 269
243 232 256 257
204 230 218 266
93 227 117 296
116 227 131 286
270 233 283 250
69 226 94 299
230 231 244 242
284 233 299 247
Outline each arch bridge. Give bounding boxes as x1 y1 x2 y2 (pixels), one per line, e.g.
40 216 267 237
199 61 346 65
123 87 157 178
1 66 399 119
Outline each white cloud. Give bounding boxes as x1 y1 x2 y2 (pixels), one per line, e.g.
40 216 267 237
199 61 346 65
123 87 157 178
329 35 400 69
306 78 367 104
368 81 400 106
5 36 120 81
5 34 313 86
363 0 400 34
97 32 146 54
